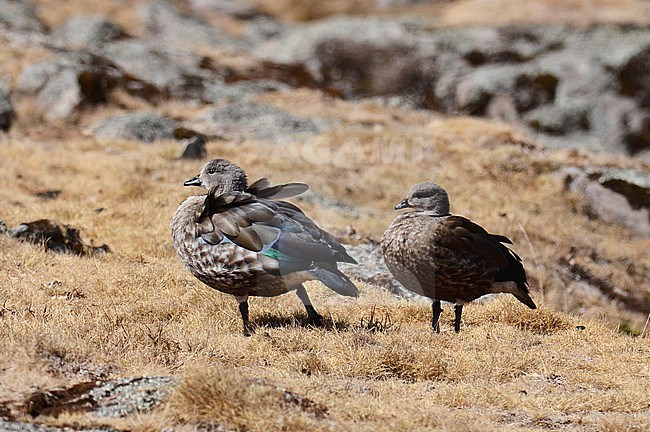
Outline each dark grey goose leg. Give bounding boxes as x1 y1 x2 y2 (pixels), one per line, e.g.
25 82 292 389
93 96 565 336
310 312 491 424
454 304 463 333
295 284 324 326
432 300 442 333
237 298 252 337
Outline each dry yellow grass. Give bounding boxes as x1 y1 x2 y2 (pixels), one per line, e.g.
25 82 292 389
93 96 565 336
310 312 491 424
250 0 650 26
433 0 650 27
1 89 649 431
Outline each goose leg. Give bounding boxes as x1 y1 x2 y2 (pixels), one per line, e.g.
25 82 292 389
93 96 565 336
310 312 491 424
432 300 442 333
454 304 463 333
235 295 252 337
295 285 323 326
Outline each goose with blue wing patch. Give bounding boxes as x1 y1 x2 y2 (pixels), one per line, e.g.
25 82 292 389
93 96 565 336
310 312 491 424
381 182 536 333
171 159 358 335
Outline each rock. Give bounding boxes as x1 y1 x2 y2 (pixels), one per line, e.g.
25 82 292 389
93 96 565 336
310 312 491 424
23 376 176 419
33 189 62 200
455 65 559 115
92 112 181 143
244 16 288 42
256 21 650 156
17 53 122 120
622 109 650 155
190 0 259 19
254 17 413 77
485 93 519 123
17 51 169 119
375 0 447 8
431 26 563 66
619 48 650 108
0 0 45 32
99 39 209 100
178 135 207 159
18 57 94 120
588 93 640 154
256 17 437 101
3 219 111 255
563 167 650 237
198 100 325 142
0 419 115 432
0 84 14 132
524 102 590 135
52 15 125 49
340 243 425 301
595 168 650 210
140 2 246 50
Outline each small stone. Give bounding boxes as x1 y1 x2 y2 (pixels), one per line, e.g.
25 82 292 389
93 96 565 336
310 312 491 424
178 135 207 160
0 86 14 132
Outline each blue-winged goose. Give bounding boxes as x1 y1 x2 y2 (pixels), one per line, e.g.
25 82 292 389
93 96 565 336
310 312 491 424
171 159 358 335
381 182 536 332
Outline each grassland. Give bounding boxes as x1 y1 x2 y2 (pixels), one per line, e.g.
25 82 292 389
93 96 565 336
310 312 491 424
1 0 649 429
1 86 649 430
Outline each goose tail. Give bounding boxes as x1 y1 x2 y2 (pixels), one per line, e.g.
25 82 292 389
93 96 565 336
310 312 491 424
309 267 359 297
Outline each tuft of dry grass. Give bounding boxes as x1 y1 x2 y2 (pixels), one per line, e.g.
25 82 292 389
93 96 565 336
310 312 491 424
167 367 328 432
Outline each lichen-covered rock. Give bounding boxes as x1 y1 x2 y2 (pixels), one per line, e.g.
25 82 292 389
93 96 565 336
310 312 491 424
197 100 325 142
99 39 209 100
0 419 115 432
92 112 180 143
189 0 258 18
0 0 45 32
0 84 14 132
563 167 650 237
17 53 121 120
524 102 590 135
23 376 176 419
52 15 125 49
140 2 246 50
257 20 650 156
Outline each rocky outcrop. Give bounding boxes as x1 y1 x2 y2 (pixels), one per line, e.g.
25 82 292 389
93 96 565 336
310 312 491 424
52 15 126 49
140 2 246 50
98 40 209 101
0 0 45 32
257 20 650 157
16 52 163 120
91 112 185 143
563 167 650 237
195 100 326 142
0 83 14 132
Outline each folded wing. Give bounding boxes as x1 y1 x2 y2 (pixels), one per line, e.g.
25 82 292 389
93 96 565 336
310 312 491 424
196 180 356 279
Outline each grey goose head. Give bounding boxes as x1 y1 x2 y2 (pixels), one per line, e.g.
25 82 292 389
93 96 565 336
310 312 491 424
394 182 451 216
184 159 248 195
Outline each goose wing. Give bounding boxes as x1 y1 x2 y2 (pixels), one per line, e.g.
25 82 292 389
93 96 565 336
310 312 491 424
196 187 355 277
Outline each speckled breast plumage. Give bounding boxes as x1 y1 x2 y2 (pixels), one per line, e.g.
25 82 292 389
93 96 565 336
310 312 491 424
171 195 309 297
